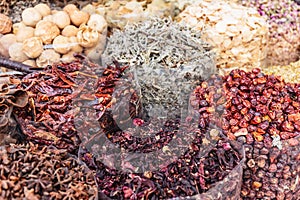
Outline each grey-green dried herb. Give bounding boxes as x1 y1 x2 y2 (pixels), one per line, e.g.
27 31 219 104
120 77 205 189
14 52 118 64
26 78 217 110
102 17 216 119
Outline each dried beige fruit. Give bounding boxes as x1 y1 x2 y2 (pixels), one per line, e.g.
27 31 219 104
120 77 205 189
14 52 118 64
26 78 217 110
63 4 79 15
77 24 99 48
15 26 35 42
22 8 42 27
52 11 71 29
84 31 106 60
0 13 12 34
60 51 76 63
87 14 107 33
68 36 83 52
8 42 28 62
22 59 37 68
0 34 17 57
69 10 89 27
34 3 51 17
34 20 60 44
22 37 43 58
36 49 60 68
52 35 71 54
62 25 78 37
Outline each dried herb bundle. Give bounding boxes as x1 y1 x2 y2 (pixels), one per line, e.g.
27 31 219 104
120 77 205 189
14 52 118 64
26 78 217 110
0 142 98 199
102 17 216 120
192 68 300 199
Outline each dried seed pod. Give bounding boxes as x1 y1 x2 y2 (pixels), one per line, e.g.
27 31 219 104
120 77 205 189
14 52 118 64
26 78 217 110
0 34 17 57
0 13 12 34
22 37 43 58
87 14 107 33
52 35 71 54
52 11 71 29
15 25 35 42
21 7 42 27
77 25 99 48
36 49 60 68
34 3 51 17
8 42 28 62
61 25 79 37
34 20 60 44
69 10 89 27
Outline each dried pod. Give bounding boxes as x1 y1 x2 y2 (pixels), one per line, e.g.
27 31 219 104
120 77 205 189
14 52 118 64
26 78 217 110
22 37 43 58
34 20 60 44
21 7 42 27
52 11 71 29
77 25 99 48
87 14 107 33
0 13 12 34
62 25 79 37
36 49 60 68
70 10 89 27
15 26 35 42
0 34 17 57
52 35 71 54
34 3 51 17
8 42 28 62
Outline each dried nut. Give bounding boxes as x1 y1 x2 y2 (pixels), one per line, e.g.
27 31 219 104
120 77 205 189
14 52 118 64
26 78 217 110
70 10 89 27
0 34 17 57
36 49 60 68
61 51 76 63
62 25 79 37
15 26 35 42
52 11 70 29
85 31 106 60
8 42 28 62
63 4 79 15
34 20 60 44
0 13 12 34
77 25 99 48
52 35 71 54
87 14 107 33
22 8 42 27
34 3 51 17
22 59 37 68
68 36 83 52
22 37 43 58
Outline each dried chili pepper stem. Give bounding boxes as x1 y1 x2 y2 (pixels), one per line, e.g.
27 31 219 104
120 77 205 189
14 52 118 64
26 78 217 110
0 56 35 73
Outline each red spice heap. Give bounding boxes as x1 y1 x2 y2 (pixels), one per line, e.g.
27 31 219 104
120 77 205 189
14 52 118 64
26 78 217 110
192 68 300 199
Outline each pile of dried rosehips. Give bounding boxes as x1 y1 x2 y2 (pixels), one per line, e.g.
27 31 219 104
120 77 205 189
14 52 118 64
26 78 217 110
192 68 300 199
